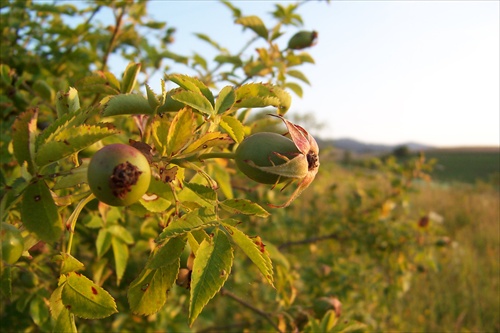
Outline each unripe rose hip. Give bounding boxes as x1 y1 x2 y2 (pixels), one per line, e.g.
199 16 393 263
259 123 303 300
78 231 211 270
87 143 151 206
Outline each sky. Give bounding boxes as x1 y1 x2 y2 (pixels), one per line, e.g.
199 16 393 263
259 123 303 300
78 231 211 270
122 1 499 147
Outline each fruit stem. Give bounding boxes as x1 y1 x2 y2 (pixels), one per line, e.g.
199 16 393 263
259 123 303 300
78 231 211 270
66 193 95 255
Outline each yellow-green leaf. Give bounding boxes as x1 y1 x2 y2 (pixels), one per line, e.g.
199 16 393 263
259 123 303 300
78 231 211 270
220 116 245 143
235 15 268 39
103 94 154 116
167 108 195 156
189 230 233 326
215 86 236 114
12 108 37 174
61 272 117 319
156 208 217 241
121 62 141 93
171 90 214 116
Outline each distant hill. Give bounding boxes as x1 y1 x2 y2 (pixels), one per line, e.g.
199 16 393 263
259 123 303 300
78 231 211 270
317 137 434 153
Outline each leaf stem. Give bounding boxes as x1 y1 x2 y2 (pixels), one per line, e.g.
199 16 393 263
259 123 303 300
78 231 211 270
66 193 95 255
198 152 236 160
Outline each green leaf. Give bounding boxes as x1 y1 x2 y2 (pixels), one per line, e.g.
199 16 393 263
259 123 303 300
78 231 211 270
171 90 214 116
35 124 118 167
36 107 100 148
12 108 37 174
214 55 243 67
55 87 80 116
21 180 62 243
235 15 268 39
53 307 77 333
219 199 270 218
61 272 117 319
107 225 134 245
234 83 291 113
0 266 11 299
151 116 170 156
287 69 310 85
145 84 160 110
285 82 303 98
75 72 120 95
33 79 55 102
55 253 85 275
215 86 236 114
223 224 274 286
156 208 218 240
52 164 88 190
147 236 186 269
194 33 222 51
183 182 217 204
111 237 128 286
220 116 245 143
189 230 233 326
103 94 154 116
121 62 141 93
50 281 77 333
167 108 195 155
168 74 214 106
96 229 112 258
127 260 179 316
139 195 172 212
183 132 234 155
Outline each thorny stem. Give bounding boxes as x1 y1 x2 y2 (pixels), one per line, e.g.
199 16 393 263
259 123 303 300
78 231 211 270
221 288 283 333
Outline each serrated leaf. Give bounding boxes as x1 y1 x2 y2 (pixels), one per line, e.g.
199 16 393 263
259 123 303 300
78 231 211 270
139 195 171 212
287 69 310 85
171 90 214 116
183 132 234 155
234 83 290 113
183 182 217 204
167 108 195 155
219 199 270 218
50 282 66 320
75 72 120 95
21 180 62 243
127 260 179 316
220 116 244 143
36 107 99 148
285 82 303 98
147 236 186 269
53 307 77 333
189 230 233 326
121 62 141 93
103 94 154 116
61 272 117 319
215 86 236 114
151 116 170 156
145 84 160 110
235 15 268 39
35 124 118 167
156 208 218 240
223 224 273 286
168 74 214 106
56 253 85 275
56 87 80 117
12 108 37 173
111 237 128 286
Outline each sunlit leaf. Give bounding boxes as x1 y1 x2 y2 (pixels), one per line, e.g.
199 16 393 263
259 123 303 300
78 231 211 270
156 208 218 240
111 237 128 286
219 199 270 218
220 115 244 143
35 124 118 167
121 62 141 94
12 108 37 173
167 108 195 155
21 180 62 243
287 69 310 85
55 252 85 275
61 272 117 319
215 86 236 114
55 87 80 116
75 71 120 95
171 90 214 116
285 82 303 98
127 260 179 316
235 15 268 39
189 230 233 325
103 94 154 116
183 182 217 204
183 132 234 155
223 224 274 286
147 236 186 269
168 74 214 106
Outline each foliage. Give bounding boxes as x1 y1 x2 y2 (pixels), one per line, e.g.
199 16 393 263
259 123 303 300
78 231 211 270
0 1 481 332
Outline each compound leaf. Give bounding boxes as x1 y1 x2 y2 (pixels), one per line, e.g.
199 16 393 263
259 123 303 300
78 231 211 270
157 208 218 241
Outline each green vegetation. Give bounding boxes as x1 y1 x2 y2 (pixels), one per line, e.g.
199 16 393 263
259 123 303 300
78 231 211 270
426 148 499 185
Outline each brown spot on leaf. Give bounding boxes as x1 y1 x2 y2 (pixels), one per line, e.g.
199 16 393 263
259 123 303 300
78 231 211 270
91 286 98 295
34 195 41 202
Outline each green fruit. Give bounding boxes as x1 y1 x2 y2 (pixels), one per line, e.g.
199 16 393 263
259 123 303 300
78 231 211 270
235 132 300 184
1 223 25 265
88 143 151 206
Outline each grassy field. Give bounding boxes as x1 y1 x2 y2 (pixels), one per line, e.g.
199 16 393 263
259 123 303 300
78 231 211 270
424 147 499 185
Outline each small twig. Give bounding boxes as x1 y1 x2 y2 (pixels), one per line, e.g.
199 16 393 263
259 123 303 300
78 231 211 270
278 232 340 251
101 6 125 72
221 288 283 333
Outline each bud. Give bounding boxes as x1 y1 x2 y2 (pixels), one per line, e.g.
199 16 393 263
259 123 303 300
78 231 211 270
235 115 320 208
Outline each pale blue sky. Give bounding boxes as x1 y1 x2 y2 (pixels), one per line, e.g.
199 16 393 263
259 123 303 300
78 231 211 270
120 1 499 147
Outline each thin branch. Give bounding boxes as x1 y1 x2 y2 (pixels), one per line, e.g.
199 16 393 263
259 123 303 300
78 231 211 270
220 288 283 333
101 6 125 72
278 232 340 251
